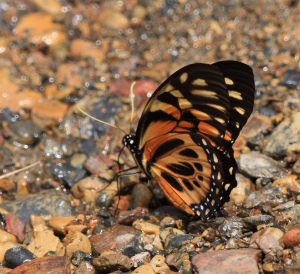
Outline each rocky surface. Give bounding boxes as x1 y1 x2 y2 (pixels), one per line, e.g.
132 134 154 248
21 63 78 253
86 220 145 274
0 0 300 273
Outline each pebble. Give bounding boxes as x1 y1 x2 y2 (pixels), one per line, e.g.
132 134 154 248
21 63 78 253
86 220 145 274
70 39 105 63
242 215 275 231
93 251 133 273
0 190 74 222
0 242 19 264
98 9 129 30
27 228 65 257
265 112 300 159
4 246 37 268
71 250 94 267
230 174 252 205
0 229 17 243
283 225 300 248
9 256 71 274
63 231 91 257
130 183 153 209
131 264 155 274
72 176 109 202
191 248 261 274
74 261 95 274
31 100 69 129
218 217 244 238
90 225 139 257
5 213 26 242
237 151 287 179
9 121 42 147
48 216 76 235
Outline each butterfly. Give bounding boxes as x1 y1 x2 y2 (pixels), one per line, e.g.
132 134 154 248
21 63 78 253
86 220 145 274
122 61 255 221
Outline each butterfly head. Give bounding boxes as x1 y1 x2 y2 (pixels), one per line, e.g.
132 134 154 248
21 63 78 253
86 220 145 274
122 134 138 154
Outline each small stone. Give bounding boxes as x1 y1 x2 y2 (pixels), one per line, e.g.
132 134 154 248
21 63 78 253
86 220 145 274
230 174 252 205
130 183 153 209
9 256 71 274
74 261 95 274
131 264 155 274
265 112 300 159
4 246 37 268
283 225 300 248
71 250 94 267
27 228 65 257
0 190 74 222
0 179 14 192
192 248 261 274
237 151 287 179
5 213 25 242
72 176 108 202
48 216 76 235
71 39 105 62
263 262 275 273
0 242 19 263
63 231 91 257
93 251 133 273
150 255 174 273
98 10 129 30
90 225 139 257
0 229 17 243
242 215 275 230
273 175 300 194
133 220 161 235
31 100 69 129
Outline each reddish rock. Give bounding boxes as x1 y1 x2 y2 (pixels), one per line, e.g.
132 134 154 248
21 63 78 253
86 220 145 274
10 256 71 274
191 248 261 274
283 225 300 248
90 225 137 256
5 213 26 243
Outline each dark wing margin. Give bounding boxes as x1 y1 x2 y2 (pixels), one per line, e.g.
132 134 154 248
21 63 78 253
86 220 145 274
213 61 255 151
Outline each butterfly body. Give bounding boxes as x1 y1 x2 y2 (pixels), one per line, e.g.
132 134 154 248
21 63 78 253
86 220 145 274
123 61 255 221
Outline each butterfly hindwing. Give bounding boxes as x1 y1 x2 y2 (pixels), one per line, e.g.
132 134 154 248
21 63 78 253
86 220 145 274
142 132 224 220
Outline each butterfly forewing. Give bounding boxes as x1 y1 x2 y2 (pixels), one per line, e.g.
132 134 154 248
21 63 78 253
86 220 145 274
123 61 255 220
213 61 255 151
136 63 231 150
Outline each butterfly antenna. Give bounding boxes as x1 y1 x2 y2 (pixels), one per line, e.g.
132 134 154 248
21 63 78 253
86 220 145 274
130 81 136 130
77 106 127 135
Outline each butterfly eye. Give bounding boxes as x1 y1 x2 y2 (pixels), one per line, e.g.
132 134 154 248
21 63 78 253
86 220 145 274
124 61 255 220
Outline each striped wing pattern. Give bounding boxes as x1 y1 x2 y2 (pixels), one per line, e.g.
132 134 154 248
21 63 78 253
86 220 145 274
123 61 255 221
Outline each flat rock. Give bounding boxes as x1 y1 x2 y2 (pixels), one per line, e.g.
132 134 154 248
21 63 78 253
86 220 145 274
192 248 261 274
90 225 140 257
264 112 300 158
10 256 71 274
237 151 287 179
0 190 74 222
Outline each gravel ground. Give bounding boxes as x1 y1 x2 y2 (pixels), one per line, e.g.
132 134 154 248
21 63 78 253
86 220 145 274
0 0 300 273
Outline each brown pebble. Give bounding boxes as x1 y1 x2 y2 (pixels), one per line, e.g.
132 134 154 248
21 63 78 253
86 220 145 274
31 99 69 128
192 248 261 274
0 179 15 192
27 229 65 257
283 225 300 248
48 216 76 235
63 231 91 257
93 251 133 272
90 225 137 255
0 229 17 243
131 264 155 274
10 256 71 274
